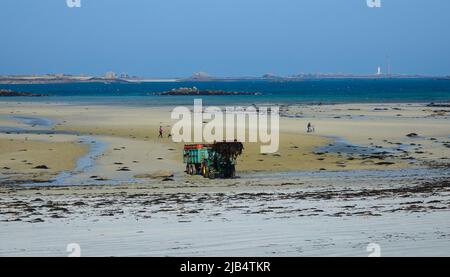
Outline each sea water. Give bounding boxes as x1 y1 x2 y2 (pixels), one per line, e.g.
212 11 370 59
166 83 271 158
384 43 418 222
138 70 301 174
1 79 450 106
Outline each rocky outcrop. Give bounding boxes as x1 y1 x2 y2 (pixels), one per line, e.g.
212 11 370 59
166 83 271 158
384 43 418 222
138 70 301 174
155 87 260 96
0 89 48 97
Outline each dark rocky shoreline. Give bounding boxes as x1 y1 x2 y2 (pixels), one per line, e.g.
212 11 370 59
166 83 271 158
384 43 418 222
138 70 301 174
0 89 48 97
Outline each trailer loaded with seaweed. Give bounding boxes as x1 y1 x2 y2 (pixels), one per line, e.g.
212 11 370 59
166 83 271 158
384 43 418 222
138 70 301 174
183 141 244 179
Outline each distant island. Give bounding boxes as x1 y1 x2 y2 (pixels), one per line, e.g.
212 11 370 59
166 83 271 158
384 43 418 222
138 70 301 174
0 72 447 85
0 74 134 85
0 89 48 97
154 87 261 96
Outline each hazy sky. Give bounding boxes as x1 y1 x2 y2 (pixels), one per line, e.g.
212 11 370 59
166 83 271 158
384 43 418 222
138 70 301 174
1 0 449 77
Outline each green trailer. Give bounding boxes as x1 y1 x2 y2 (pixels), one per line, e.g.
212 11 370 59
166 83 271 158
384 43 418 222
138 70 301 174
183 142 244 179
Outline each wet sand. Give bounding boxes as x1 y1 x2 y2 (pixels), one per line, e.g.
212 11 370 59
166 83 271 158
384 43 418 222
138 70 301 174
0 136 88 184
0 170 449 256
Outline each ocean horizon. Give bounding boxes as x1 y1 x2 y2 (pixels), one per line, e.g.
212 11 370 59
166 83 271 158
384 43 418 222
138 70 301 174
1 78 450 106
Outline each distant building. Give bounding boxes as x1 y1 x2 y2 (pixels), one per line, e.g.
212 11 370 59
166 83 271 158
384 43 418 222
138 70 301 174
377 66 382 75
191 72 210 80
119 73 130 79
105 71 116 79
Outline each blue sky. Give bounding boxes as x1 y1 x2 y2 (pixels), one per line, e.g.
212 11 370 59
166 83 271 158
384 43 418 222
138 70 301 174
0 0 449 77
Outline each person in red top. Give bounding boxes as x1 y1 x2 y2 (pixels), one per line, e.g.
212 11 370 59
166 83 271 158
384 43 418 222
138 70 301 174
158 125 163 138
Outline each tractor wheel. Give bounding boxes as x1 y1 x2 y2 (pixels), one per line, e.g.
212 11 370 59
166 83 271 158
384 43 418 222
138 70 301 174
208 169 216 179
201 165 207 178
231 168 236 178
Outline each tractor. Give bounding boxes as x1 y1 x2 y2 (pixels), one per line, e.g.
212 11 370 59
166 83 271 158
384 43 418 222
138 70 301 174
183 141 244 179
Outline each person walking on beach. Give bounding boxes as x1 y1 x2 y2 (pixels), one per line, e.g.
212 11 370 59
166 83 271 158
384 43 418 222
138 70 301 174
307 122 315 133
158 125 164 138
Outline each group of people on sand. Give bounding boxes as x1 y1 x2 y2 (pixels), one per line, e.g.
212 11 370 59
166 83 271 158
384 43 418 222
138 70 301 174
159 123 316 138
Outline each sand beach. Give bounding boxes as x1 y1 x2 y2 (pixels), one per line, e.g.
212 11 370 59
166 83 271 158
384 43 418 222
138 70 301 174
0 101 449 256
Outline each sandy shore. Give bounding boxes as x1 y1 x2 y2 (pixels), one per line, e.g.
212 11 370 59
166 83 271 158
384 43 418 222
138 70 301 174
0 134 88 184
0 170 449 256
0 101 449 256
2 101 448 185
